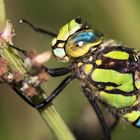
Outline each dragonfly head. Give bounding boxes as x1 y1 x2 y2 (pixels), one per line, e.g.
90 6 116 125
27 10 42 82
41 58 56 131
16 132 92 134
51 18 103 62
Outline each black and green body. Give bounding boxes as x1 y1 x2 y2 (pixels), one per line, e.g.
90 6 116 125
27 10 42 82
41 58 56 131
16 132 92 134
50 18 140 127
74 40 140 127
14 18 140 140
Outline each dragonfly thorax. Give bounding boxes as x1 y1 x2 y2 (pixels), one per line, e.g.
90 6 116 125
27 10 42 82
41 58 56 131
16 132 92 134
74 40 140 107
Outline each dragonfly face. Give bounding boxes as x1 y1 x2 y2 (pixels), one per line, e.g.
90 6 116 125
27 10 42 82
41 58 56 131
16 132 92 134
51 18 103 61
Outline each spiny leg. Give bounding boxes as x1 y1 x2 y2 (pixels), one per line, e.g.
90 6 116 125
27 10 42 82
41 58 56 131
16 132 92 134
44 66 72 77
20 19 57 37
13 75 76 109
35 74 76 109
14 19 57 55
12 85 37 107
82 88 111 140
9 44 28 56
9 19 57 54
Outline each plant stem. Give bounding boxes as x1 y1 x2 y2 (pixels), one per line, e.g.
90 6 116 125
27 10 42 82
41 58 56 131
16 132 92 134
2 47 76 140
39 106 76 140
0 0 6 30
0 0 76 140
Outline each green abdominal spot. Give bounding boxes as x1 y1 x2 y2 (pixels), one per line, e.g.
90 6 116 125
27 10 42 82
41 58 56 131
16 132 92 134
99 91 136 108
123 110 140 123
92 69 134 92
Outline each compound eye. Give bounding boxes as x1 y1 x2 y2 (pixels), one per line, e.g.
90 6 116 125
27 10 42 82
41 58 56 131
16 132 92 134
74 31 101 47
65 30 103 58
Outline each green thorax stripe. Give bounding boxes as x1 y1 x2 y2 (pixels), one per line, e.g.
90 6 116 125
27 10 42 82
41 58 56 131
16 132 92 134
92 69 134 92
104 51 129 60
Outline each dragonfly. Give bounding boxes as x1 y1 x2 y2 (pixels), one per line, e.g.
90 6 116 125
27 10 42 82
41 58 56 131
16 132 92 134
10 18 140 140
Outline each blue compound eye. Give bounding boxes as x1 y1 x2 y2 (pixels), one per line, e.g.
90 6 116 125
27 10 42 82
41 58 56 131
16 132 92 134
65 30 103 58
72 30 102 47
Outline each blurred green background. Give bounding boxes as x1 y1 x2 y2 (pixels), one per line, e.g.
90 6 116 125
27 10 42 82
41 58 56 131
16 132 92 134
1 0 140 140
